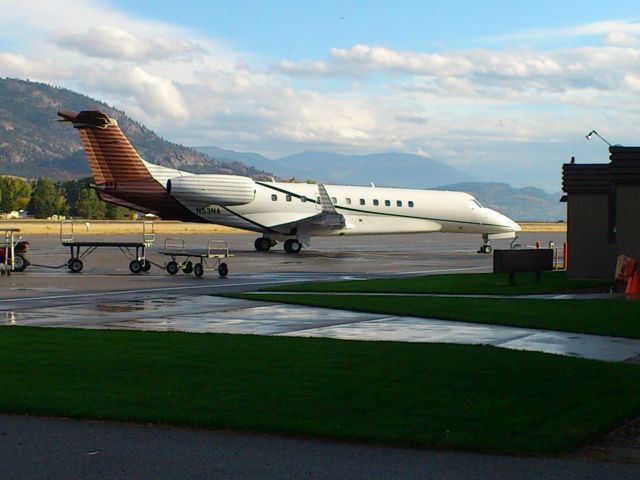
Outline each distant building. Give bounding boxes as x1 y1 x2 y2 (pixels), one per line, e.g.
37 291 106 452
0 210 28 219
562 147 640 279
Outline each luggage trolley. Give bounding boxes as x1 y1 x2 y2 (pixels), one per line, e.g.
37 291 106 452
160 238 231 277
61 221 155 273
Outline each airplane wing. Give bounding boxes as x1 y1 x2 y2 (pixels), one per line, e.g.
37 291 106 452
242 183 346 234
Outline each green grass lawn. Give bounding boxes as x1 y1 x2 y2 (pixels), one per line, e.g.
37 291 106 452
2 326 640 455
235 293 640 339
266 271 610 295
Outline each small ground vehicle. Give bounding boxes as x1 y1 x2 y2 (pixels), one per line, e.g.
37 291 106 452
0 229 29 273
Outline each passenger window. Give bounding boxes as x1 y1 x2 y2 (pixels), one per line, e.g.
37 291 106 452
373 199 379 206
301 196 307 202
385 200 390 206
360 198 365 205
396 200 402 207
331 197 337 204
346 198 352 205
408 201 414 208
286 195 292 202
316 197 321 204
271 194 277 201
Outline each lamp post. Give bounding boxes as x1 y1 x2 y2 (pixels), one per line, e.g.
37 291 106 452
585 130 612 146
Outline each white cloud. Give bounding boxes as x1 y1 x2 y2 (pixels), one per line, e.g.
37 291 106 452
52 25 204 61
604 31 640 46
486 19 640 43
1 3 640 190
0 53 71 80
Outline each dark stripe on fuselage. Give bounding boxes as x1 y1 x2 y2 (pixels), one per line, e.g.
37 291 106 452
220 206 279 234
255 182 504 228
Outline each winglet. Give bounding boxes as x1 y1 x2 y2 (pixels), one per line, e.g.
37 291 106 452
317 183 338 214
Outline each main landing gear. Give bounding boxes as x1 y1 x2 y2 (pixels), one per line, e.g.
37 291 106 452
254 237 277 252
478 234 492 254
253 236 302 254
283 239 302 254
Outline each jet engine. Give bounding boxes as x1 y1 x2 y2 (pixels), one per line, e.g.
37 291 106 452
166 174 256 206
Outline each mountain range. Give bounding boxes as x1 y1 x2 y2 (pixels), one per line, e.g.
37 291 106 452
0 77 565 220
195 146 476 188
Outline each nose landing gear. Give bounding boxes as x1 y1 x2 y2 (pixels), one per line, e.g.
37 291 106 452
478 234 492 254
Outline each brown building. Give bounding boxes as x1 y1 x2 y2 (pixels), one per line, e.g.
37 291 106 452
562 147 640 279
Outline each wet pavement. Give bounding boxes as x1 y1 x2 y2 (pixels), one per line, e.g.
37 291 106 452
5 294 639 362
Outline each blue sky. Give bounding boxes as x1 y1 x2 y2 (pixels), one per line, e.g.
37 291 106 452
1 0 639 191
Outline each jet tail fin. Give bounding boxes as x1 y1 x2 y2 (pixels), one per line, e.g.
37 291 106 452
57 110 153 186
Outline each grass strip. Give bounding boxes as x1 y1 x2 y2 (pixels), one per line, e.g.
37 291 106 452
2 326 640 455
234 294 640 339
265 271 610 295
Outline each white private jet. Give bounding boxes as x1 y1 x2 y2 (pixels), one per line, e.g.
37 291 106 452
59 110 520 254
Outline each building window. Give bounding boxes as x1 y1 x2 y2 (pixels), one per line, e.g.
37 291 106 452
346 198 352 205
360 198 365 205
397 200 402 207
408 201 414 208
373 199 379 206
385 200 390 206
271 194 278 201
286 195 292 202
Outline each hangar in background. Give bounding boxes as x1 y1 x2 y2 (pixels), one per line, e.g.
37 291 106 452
562 146 640 279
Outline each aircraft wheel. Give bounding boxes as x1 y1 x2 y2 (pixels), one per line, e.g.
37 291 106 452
183 261 193 274
485 245 493 254
141 260 151 272
166 261 179 275
254 237 272 252
12 254 27 272
194 263 204 277
69 259 83 273
129 260 143 274
284 239 302 254
218 262 228 278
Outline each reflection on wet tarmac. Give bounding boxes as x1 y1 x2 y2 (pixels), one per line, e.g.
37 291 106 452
4 295 640 362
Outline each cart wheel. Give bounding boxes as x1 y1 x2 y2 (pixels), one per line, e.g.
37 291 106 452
129 260 143 274
141 260 151 272
218 262 228 278
183 261 193 274
13 254 27 272
69 259 83 273
194 263 204 277
166 261 179 275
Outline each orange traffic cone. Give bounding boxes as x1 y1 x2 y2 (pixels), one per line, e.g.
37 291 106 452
626 273 633 294
626 271 640 298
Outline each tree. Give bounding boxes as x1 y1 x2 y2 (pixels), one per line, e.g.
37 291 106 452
28 178 64 218
0 176 32 213
105 203 129 220
61 177 92 217
76 188 106 219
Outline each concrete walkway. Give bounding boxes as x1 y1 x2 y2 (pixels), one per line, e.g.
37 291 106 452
6 295 640 362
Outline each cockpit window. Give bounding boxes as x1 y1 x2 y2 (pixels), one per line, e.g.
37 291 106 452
470 199 484 209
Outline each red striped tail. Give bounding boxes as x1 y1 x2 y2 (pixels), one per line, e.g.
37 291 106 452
58 110 152 187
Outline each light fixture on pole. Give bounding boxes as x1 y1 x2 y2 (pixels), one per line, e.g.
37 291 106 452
585 130 612 146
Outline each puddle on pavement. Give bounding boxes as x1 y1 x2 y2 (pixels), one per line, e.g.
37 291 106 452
4 295 640 362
